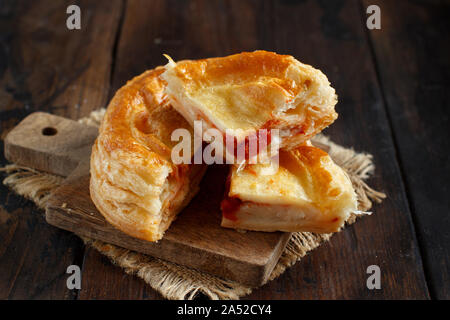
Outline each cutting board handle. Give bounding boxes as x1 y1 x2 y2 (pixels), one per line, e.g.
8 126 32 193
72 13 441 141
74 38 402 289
4 112 98 177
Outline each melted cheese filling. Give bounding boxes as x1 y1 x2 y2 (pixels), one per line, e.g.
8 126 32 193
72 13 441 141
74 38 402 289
221 145 358 233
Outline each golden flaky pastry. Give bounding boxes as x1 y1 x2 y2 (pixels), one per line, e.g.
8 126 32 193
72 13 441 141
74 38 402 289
161 50 338 158
90 67 207 242
221 142 357 233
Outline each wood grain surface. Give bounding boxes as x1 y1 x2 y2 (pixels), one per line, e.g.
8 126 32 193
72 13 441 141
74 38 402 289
362 0 450 300
0 0 122 299
0 0 448 299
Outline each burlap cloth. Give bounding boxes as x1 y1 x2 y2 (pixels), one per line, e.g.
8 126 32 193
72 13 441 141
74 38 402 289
0 109 386 300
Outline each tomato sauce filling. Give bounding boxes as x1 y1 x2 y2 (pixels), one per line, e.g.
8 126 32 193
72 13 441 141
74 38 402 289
220 174 242 221
224 130 272 162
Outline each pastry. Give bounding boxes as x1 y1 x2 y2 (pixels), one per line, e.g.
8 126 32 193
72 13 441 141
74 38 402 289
161 50 338 161
220 142 357 233
90 67 207 242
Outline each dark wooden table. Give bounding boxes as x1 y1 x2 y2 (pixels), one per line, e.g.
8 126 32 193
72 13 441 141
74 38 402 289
0 0 448 300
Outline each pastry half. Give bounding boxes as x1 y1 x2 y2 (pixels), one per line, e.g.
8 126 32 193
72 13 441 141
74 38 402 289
161 50 338 161
220 142 357 233
90 67 207 242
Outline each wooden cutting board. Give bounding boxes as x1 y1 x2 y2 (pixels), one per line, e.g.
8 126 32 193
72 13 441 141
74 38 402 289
4 112 291 286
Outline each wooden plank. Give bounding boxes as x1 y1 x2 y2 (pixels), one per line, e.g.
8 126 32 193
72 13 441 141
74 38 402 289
0 0 122 299
363 0 450 299
242 0 430 299
78 246 164 299
44 160 289 286
109 0 265 94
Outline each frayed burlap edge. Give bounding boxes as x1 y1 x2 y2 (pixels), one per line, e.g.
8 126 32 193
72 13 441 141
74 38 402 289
0 109 386 300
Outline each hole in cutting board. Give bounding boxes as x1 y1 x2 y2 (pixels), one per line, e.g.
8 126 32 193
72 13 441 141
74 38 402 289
42 127 57 136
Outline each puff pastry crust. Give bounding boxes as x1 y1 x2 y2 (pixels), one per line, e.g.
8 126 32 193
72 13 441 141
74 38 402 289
220 142 357 233
161 50 338 157
90 67 206 242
